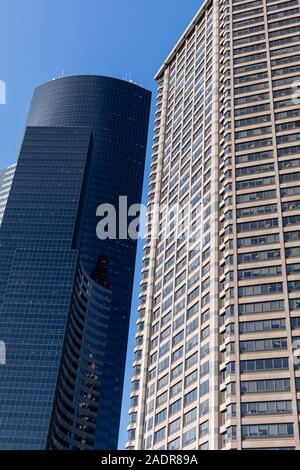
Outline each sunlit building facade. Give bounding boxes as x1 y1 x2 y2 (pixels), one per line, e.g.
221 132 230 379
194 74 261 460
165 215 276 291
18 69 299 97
127 0 300 450
0 163 16 226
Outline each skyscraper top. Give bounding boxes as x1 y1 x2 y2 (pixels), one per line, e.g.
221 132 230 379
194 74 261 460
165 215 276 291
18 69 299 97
155 0 209 80
40 74 149 90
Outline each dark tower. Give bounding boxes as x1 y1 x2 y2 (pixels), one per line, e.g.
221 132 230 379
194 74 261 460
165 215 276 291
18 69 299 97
0 76 151 449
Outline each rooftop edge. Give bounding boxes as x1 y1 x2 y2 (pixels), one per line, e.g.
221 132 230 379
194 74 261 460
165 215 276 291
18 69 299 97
154 0 210 81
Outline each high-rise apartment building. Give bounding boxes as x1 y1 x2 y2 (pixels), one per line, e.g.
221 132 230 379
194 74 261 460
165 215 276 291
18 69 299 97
0 163 16 225
127 0 300 450
0 75 151 450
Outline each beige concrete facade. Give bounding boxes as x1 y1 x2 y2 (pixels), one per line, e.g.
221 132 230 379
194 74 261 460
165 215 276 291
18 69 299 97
127 0 300 450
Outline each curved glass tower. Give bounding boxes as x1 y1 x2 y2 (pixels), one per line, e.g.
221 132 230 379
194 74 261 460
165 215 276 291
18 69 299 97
0 75 151 450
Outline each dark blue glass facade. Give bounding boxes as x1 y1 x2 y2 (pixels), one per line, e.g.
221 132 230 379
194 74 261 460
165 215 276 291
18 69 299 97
0 76 151 449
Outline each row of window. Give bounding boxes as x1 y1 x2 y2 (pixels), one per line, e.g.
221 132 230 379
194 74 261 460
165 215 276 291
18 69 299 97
240 337 287 353
241 400 292 416
239 282 283 297
237 247 300 263
240 357 288 372
238 265 281 279
241 423 294 439
239 318 286 333
153 416 209 446
241 377 290 394
238 233 279 248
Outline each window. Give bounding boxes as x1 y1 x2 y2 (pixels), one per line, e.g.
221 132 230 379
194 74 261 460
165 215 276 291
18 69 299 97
288 281 300 293
169 418 181 435
157 391 168 407
171 363 183 380
201 326 210 339
187 302 199 319
146 417 153 432
200 342 209 359
200 399 209 417
235 138 273 152
286 246 300 258
281 186 300 197
155 409 167 425
184 388 197 406
182 427 197 447
237 218 278 232
234 43 265 57
238 265 281 279
233 16 264 28
237 203 277 218
200 420 209 437
238 282 283 297
154 427 166 444
240 357 288 373
225 426 237 443
187 318 199 335
200 379 209 397
235 114 270 127
238 249 280 263
235 103 270 116
188 287 199 304
284 230 300 242
186 351 198 369
291 317 300 329
242 423 294 439
200 361 209 377
289 298 300 310
168 437 180 450
184 408 197 426
235 82 268 95
234 92 268 105
240 337 287 353
237 189 276 203
170 381 182 398
172 347 183 362
240 318 285 333
169 399 182 416
241 378 290 394
236 175 275 189
233 0 263 12
185 370 198 391
158 357 169 373
236 204 277 218
241 401 292 416
159 341 170 357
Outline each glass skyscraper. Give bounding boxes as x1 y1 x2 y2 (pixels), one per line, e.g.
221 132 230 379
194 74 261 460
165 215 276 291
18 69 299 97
0 75 151 450
0 163 16 226
127 0 300 451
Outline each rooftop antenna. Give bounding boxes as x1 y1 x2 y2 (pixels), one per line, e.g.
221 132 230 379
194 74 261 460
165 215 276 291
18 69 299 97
60 71 65 78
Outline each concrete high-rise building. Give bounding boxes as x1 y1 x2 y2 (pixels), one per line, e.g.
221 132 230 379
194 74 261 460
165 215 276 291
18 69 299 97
0 75 151 450
0 163 16 225
127 0 300 451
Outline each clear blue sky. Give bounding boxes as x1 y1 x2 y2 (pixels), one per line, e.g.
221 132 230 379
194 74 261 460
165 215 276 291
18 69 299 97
0 0 203 449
